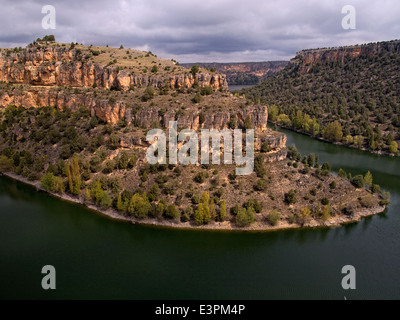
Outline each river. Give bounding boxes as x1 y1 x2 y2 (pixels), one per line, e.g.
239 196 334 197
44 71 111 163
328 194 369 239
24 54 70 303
0 127 399 300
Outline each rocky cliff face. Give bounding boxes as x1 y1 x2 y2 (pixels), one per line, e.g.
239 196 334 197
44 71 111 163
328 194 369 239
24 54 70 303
0 85 269 129
0 46 228 91
290 40 400 74
182 61 288 85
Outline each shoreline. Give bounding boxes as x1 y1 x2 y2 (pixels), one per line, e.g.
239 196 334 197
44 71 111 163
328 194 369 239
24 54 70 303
272 122 399 158
1 171 387 233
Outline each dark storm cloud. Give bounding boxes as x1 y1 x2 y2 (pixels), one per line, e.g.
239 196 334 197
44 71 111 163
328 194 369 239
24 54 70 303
0 0 399 62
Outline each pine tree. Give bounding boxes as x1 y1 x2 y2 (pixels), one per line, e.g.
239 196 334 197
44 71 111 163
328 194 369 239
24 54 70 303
66 157 81 195
364 171 373 187
219 200 226 222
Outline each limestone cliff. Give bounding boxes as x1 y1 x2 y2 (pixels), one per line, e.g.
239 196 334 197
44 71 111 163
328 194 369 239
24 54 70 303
290 40 400 74
0 46 228 90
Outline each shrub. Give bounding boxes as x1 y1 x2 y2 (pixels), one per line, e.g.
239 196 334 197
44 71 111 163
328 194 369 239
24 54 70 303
351 175 365 188
151 65 158 73
370 184 381 194
190 65 200 77
243 198 262 213
254 155 266 178
297 207 311 225
40 172 64 193
0 155 13 172
165 204 180 220
218 200 226 222
268 210 281 226
192 93 202 104
329 181 336 189
142 86 155 101
194 171 209 183
236 207 255 227
285 190 297 204
127 193 150 219
338 168 347 179
261 142 271 153
254 179 268 191
321 198 330 205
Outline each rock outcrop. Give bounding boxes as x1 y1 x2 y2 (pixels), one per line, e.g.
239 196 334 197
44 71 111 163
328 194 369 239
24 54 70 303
0 46 228 91
290 40 400 74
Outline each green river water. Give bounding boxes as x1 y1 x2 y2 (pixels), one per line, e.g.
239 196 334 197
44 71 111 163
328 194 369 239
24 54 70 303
0 127 399 300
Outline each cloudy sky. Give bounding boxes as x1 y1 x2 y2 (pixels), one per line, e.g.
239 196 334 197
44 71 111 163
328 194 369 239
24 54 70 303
0 0 399 62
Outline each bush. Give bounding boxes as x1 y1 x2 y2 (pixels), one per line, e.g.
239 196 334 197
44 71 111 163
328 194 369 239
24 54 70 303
351 175 365 188
285 190 297 204
40 172 64 193
192 93 202 104
236 207 255 227
268 210 281 226
254 179 268 191
190 65 200 77
0 155 13 172
321 198 330 205
165 204 180 220
370 184 381 194
244 198 262 213
359 195 376 208
127 193 150 219
151 65 158 73
297 207 311 225
142 86 155 101
254 155 266 178
338 168 347 179
329 181 336 189
89 116 98 128
194 171 209 183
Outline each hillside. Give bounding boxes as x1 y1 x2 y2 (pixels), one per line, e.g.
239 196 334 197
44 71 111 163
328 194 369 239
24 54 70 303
182 62 288 85
243 40 400 156
0 37 386 230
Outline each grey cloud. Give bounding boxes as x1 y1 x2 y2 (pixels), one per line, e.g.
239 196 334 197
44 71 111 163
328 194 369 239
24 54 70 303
0 0 399 62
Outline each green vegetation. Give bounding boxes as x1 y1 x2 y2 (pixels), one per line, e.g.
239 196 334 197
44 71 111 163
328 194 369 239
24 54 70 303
243 41 400 155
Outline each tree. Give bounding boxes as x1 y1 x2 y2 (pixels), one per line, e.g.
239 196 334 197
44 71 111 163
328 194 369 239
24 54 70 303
66 157 81 195
268 105 279 122
254 155 266 178
219 200 226 222
323 121 343 142
297 207 311 225
321 205 331 221
307 154 315 168
389 141 398 153
351 175 365 188
228 115 237 129
190 65 200 77
364 171 373 187
40 172 64 193
0 155 13 172
244 115 252 129
128 193 150 219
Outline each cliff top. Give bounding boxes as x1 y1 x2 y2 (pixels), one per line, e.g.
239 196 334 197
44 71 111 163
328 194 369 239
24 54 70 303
295 39 400 56
0 40 221 79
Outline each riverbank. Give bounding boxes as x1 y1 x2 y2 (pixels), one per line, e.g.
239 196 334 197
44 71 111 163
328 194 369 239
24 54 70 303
271 121 399 158
2 171 387 232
